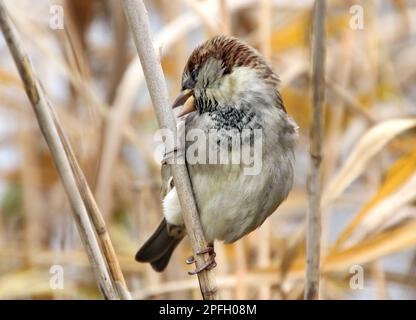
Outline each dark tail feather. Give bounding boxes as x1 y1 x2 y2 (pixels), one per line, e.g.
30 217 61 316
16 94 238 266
135 219 183 272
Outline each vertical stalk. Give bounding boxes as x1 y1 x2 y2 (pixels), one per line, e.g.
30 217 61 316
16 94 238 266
121 0 218 300
257 0 272 300
305 0 326 300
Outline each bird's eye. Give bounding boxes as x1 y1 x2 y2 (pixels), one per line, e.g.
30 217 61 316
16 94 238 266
182 67 198 90
191 69 198 81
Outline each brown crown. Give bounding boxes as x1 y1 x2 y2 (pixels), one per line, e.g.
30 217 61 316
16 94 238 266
185 35 280 88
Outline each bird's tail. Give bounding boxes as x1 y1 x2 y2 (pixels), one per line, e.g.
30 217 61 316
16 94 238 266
135 219 183 272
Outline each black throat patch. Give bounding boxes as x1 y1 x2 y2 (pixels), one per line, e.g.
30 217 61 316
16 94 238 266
208 105 260 132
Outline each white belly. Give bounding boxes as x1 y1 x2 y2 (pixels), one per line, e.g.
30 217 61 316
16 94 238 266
163 147 294 243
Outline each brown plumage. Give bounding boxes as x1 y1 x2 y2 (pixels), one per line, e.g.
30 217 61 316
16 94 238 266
186 36 279 86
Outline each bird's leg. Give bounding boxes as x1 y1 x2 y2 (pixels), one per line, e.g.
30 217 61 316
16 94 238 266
186 243 217 275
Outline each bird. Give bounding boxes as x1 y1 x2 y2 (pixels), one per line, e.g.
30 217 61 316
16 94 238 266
135 35 297 273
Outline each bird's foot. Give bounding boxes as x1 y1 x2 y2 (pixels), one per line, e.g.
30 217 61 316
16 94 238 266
186 245 216 275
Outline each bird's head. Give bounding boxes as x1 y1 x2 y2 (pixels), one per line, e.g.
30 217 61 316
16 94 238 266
172 35 285 116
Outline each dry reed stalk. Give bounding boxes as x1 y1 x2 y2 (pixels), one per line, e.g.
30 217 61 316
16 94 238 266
0 0 129 300
305 0 326 300
122 0 218 300
257 0 272 300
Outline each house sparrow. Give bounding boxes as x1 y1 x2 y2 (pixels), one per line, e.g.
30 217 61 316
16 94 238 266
136 35 297 273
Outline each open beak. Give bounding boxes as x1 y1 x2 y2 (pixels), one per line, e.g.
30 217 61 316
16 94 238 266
172 89 196 117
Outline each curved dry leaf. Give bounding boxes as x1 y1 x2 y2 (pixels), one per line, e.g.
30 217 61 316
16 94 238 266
335 151 416 247
322 118 416 208
285 222 416 276
322 222 416 273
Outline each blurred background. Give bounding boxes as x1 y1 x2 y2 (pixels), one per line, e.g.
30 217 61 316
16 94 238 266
0 0 416 299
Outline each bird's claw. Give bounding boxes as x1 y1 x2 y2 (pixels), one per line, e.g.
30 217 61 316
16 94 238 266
188 258 217 275
186 246 216 275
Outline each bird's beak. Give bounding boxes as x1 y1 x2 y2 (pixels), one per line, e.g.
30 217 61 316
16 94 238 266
172 89 195 117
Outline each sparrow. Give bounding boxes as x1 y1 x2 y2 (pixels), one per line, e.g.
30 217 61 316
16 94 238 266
135 35 297 273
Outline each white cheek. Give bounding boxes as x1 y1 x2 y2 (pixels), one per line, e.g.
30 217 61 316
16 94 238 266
163 188 183 225
207 66 267 104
